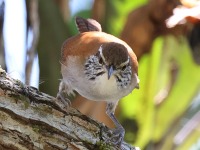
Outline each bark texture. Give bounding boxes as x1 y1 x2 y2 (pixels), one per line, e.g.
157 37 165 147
0 68 139 150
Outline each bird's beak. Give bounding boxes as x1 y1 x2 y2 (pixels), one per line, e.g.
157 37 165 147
107 65 114 80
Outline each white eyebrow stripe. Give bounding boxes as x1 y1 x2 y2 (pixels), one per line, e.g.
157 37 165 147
99 45 107 63
119 56 130 67
99 45 130 67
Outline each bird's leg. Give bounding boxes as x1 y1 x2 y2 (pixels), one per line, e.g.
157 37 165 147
56 80 72 110
106 102 125 147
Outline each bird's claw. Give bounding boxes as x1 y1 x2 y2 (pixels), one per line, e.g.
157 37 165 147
55 91 71 111
107 126 125 147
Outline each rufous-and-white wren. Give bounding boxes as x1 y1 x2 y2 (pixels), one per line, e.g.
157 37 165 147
57 17 139 147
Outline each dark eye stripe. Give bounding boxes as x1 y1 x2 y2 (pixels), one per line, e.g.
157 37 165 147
85 64 90 68
99 57 104 65
88 71 105 80
115 75 122 82
96 71 105 76
89 77 96 80
121 65 126 71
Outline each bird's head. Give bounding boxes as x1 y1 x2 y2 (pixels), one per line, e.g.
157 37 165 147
97 42 130 79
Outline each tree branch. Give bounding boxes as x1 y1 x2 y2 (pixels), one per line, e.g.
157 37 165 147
0 68 140 150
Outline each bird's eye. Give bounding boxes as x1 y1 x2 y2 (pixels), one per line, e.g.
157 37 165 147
121 65 126 71
99 57 103 65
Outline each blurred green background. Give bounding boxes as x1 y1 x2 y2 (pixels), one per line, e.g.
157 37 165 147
38 0 200 149
2 0 200 149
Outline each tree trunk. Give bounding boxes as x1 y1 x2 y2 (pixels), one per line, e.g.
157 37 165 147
0 68 139 150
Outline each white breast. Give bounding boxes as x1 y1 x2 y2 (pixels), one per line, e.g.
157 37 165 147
61 56 138 102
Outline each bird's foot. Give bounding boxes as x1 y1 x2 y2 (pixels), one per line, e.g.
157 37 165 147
108 126 125 148
55 91 71 111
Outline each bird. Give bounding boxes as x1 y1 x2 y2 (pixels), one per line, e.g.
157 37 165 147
56 17 140 147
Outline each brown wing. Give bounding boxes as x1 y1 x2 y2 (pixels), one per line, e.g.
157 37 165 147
75 17 102 33
61 32 107 62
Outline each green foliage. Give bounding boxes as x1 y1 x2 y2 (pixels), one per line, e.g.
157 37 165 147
121 37 163 147
105 0 148 36
38 0 200 149
121 36 200 149
154 37 200 141
70 0 200 148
